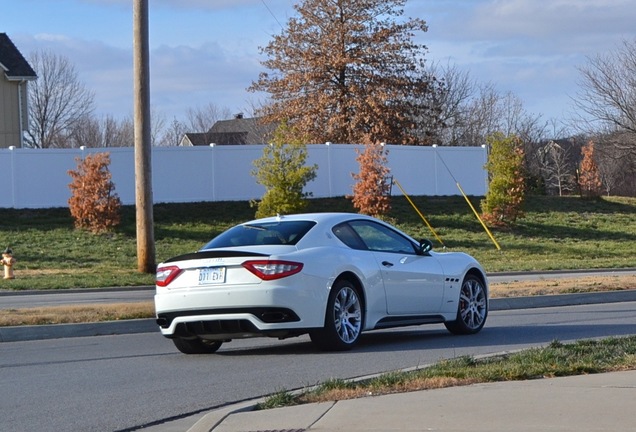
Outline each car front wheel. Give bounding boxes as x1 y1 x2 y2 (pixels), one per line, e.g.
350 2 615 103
172 337 223 354
310 280 363 351
444 274 488 335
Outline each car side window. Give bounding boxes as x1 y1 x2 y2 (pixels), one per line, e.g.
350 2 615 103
332 223 368 250
347 220 417 254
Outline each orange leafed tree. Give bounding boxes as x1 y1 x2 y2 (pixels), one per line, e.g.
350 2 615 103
351 143 391 217
578 140 602 198
249 0 442 145
68 152 122 233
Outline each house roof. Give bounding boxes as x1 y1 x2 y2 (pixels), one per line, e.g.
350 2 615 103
182 133 210 146
181 131 251 146
0 33 37 80
208 116 277 145
182 116 277 146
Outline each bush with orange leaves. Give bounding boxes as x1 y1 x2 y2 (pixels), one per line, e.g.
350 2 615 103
351 143 391 218
67 152 122 233
578 141 602 198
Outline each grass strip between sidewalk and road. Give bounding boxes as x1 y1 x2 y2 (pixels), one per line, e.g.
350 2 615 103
256 336 636 410
0 302 154 327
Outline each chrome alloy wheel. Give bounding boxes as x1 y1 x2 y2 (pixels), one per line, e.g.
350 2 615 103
458 276 487 331
333 285 362 343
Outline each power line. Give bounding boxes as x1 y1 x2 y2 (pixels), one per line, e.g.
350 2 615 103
260 0 284 29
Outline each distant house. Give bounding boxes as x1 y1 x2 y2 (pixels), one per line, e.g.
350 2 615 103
179 114 277 146
0 33 37 148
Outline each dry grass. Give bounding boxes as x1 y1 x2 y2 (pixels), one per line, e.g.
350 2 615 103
1 274 634 327
490 274 636 297
0 302 154 326
297 377 480 404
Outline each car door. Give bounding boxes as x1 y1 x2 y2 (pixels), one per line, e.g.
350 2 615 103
347 220 445 315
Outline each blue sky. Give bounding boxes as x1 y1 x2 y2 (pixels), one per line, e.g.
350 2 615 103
2 0 635 127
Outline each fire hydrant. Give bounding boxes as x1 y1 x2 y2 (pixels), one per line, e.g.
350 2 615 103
2 248 16 280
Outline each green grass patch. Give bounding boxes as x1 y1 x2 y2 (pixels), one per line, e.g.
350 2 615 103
0 195 635 290
257 336 636 409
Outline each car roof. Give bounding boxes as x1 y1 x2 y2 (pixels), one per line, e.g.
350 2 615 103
245 212 377 225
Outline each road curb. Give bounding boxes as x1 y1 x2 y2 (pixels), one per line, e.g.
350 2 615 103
489 289 636 310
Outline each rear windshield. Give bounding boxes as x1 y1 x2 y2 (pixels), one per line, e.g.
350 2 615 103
201 221 316 249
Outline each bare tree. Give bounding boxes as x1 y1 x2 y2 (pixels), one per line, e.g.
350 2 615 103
69 115 101 148
426 68 548 148
69 115 134 148
595 130 636 195
185 103 232 133
103 116 134 147
154 104 232 147
249 0 441 145
421 62 474 146
170 103 234 146
158 118 187 147
569 38 636 196
150 109 167 147
26 50 95 148
464 87 546 147
573 38 636 135
538 140 577 196
596 150 625 196
460 83 503 146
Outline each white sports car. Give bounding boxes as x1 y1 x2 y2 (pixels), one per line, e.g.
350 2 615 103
155 212 488 354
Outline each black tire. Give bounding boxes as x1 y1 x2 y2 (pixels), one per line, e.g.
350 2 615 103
172 337 223 354
444 274 488 335
310 279 363 351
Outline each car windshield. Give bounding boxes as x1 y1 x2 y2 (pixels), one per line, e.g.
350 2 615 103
201 220 316 249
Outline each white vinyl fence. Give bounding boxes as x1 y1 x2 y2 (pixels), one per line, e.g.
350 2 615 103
0 144 488 209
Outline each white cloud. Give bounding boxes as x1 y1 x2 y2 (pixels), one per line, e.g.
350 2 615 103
421 0 636 53
408 0 636 121
149 41 263 118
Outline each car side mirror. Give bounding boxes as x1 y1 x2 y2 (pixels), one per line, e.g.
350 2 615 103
418 239 433 255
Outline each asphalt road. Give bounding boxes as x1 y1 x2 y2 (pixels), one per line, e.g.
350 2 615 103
2 300 636 432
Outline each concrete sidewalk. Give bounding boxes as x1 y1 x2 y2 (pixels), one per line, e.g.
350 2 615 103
189 370 636 432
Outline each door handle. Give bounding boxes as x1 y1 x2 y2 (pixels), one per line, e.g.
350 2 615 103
382 261 394 267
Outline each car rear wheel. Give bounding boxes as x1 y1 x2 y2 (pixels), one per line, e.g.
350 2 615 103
172 337 223 354
310 279 363 351
444 274 488 335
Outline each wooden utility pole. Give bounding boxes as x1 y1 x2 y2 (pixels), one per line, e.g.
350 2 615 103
133 0 155 273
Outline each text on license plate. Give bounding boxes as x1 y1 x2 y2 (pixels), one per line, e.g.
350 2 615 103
198 267 226 285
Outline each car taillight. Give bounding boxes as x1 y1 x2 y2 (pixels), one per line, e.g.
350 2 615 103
242 260 303 281
156 265 183 287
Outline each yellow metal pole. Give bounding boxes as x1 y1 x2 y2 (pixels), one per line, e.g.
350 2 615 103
393 179 445 247
456 182 501 251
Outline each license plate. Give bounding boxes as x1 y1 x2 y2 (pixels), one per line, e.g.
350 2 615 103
198 267 226 285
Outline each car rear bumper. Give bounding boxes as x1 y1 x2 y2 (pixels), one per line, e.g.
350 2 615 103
154 283 327 338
